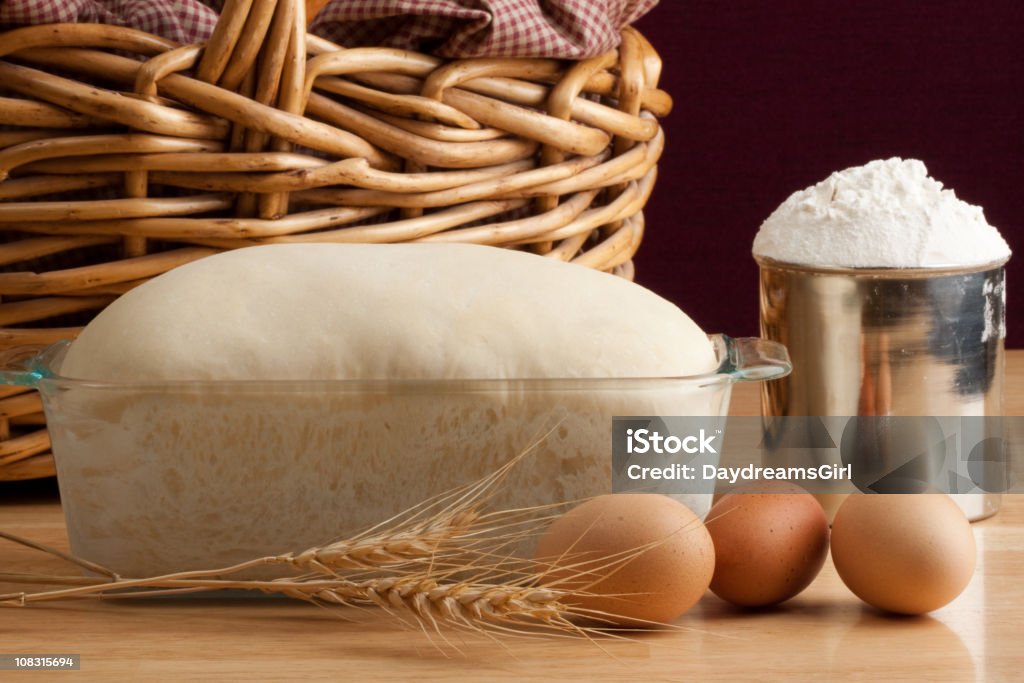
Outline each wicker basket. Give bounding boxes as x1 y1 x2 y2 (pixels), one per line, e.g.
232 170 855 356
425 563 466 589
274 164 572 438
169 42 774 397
0 0 670 481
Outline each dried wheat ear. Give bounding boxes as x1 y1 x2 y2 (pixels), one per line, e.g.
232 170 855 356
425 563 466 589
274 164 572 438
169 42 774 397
0 440 697 639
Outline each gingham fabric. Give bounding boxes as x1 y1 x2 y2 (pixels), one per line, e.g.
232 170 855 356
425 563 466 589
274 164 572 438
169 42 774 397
0 0 221 45
0 0 657 58
311 1 659 58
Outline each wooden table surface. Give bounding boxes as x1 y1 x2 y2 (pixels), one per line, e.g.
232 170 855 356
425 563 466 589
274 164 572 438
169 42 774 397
1 356 1022 681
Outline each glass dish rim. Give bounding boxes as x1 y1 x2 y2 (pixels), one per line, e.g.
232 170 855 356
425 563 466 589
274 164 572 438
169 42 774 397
7 334 772 393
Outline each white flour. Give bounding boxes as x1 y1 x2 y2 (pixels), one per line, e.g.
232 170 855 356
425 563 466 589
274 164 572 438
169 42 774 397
752 158 1010 268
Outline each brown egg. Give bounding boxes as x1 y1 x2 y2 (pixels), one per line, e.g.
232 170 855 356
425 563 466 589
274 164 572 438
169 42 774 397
534 494 714 626
830 493 976 615
705 482 829 607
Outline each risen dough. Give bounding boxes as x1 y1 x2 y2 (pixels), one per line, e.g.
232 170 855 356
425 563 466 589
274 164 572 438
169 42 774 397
62 243 716 380
52 244 722 575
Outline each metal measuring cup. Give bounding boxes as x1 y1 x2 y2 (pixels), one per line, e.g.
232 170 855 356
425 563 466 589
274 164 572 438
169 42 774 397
757 256 1007 521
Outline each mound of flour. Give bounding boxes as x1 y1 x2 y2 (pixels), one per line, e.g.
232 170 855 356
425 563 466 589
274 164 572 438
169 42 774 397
752 158 1010 268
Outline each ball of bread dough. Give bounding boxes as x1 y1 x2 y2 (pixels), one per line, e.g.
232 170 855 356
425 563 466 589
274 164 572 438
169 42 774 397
61 243 716 381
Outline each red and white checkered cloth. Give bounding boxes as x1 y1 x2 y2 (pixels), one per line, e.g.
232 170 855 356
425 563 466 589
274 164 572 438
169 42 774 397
0 0 221 46
0 0 658 58
311 1 658 58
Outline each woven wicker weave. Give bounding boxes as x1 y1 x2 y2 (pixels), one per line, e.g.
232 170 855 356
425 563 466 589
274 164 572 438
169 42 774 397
0 0 670 481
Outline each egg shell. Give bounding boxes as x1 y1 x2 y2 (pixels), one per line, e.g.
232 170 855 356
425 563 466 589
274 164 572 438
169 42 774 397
705 482 829 607
534 494 715 626
830 493 976 615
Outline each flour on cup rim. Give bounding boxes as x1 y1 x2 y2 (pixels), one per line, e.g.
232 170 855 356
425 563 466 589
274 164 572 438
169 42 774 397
752 158 1010 268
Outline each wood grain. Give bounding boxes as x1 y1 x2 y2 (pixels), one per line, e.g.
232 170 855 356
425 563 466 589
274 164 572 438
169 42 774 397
1 353 1022 680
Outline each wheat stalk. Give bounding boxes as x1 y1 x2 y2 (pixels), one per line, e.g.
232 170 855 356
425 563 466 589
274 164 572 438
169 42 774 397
0 527 684 638
287 577 571 628
0 526 680 640
0 426 698 637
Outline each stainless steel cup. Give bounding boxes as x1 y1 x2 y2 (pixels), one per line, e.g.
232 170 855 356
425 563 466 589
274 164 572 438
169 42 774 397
757 256 1008 521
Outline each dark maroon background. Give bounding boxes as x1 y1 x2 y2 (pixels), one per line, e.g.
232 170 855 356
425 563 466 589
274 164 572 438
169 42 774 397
631 1 1024 345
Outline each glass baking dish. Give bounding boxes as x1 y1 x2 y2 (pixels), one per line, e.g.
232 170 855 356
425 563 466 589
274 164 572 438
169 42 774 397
1 335 790 576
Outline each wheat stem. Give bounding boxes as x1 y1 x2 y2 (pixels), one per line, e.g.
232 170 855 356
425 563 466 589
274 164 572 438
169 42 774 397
0 530 118 578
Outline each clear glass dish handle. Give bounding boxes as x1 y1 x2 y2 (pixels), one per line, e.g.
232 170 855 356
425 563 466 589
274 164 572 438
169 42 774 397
0 341 67 387
720 336 792 382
